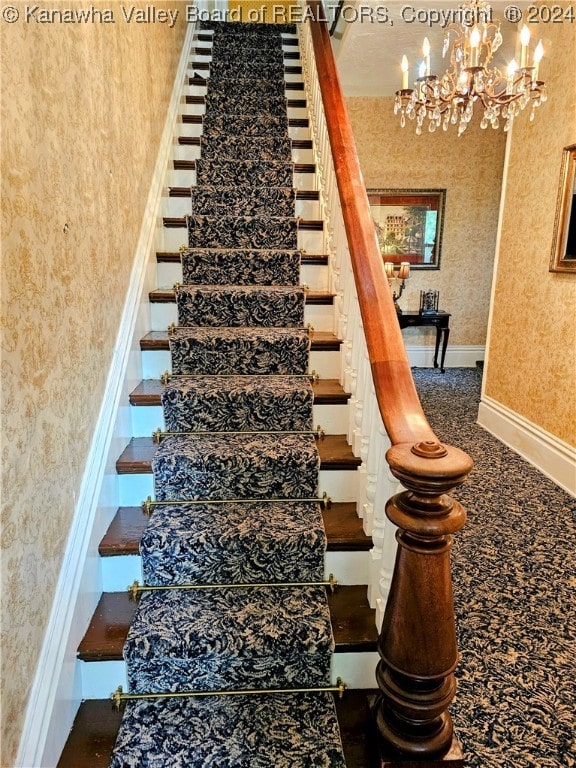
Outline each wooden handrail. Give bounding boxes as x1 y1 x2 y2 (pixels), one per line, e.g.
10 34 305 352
307 1 435 447
306 3 473 763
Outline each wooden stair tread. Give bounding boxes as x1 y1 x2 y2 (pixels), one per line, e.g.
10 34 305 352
77 585 377 661
189 77 304 88
172 160 316 173
99 502 371 557
192 48 300 60
129 377 350 406
140 330 342 351
169 187 319 199
57 700 122 768
57 691 380 768
149 288 334 304
177 136 313 149
192 35 300 45
181 114 308 126
189 63 303 76
328 585 379 652
164 216 321 227
191 35 301 46
116 434 361 474
185 95 306 108
156 250 328 264
324 502 372 550
78 592 136 661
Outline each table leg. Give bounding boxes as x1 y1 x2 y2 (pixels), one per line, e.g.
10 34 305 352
433 326 442 369
433 327 450 372
440 328 450 373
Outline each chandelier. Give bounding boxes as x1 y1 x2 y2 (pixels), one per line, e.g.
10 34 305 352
394 1 547 135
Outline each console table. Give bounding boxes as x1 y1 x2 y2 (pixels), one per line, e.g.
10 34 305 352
397 311 451 373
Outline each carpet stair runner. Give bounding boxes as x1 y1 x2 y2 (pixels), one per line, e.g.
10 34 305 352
109 21 348 767
189 186 296 214
201 113 290 136
182 248 301 285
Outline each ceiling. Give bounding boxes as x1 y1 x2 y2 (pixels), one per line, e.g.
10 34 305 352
330 1 535 97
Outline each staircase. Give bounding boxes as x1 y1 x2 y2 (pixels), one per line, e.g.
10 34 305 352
58 19 380 768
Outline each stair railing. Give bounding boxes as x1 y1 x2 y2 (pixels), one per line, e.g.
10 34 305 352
300 3 473 762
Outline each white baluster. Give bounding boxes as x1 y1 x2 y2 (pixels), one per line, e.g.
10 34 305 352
368 426 402 620
351 336 368 458
346 299 364 448
344 297 360 441
301 16 404 634
356 368 381 525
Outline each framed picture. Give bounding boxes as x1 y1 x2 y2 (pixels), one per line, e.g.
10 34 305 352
550 144 576 273
367 188 446 270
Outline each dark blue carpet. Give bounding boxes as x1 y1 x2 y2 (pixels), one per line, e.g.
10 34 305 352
413 367 576 768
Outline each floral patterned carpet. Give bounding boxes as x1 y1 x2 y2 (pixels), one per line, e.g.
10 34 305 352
413 367 576 768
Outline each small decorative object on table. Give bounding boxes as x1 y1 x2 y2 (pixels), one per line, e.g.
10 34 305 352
384 261 410 313
419 289 439 315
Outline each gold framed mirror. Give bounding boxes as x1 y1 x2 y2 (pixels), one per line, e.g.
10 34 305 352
550 144 576 273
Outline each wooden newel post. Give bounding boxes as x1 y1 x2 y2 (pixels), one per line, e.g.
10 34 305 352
373 439 473 766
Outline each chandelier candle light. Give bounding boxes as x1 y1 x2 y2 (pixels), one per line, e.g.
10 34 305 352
394 0 546 135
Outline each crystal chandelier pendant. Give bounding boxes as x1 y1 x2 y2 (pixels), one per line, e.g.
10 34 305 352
393 0 546 135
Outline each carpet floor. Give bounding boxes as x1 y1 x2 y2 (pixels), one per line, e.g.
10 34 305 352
412 366 576 768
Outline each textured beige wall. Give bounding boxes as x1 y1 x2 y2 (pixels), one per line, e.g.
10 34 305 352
346 97 507 347
484 22 576 446
0 6 186 763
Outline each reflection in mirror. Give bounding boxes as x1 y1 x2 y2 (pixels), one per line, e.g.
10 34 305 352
367 189 446 270
550 144 576 273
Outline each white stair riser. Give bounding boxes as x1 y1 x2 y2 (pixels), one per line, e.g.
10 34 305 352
173 122 312 143
190 45 301 61
184 87 305 101
101 549 369 592
149 302 334 333
186 65 305 85
179 102 309 122
141 349 343 380
331 652 379 690
102 555 141 590
174 121 202 137
79 650 378 699
191 40 301 51
131 401 349 437
156 262 329 292
173 144 315 166
119 468 358 507
165 168 319 194
162 192 320 219
326 550 369 586
81 660 127 700
160 226 324 253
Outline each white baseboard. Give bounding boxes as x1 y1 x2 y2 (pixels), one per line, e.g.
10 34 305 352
478 396 576 498
15 23 197 768
405 344 485 369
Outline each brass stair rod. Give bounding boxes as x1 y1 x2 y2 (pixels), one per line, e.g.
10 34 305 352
152 426 325 442
167 323 314 336
111 678 347 709
142 492 332 514
178 245 310 254
173 282 310 291
129 573 338 598
161 370 320 384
